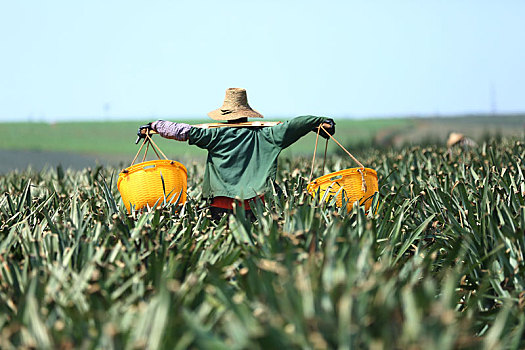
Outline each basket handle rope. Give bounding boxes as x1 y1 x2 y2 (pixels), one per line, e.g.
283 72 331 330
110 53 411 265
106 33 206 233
146 133 168 160
130 133 169 166
308 124 367 192
141 141 150 163
308 126 322 183
308 134 331 183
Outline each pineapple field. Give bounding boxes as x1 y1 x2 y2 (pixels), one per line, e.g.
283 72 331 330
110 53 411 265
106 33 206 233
1 137 524 349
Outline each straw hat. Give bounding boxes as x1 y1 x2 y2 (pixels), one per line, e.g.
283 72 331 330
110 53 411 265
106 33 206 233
208 88 264 121
447 132 465 147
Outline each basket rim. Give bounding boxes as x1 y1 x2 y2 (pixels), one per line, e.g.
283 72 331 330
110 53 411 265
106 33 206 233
117 159 187 190
120 159 187 175
307 167 377 188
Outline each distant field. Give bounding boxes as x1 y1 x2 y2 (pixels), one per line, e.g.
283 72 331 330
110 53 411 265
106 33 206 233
0 118 413 156
1 115 523 173
0 118 413 164
400 114 525 146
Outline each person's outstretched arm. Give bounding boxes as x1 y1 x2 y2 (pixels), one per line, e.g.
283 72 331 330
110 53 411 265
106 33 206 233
138 120 192 142
139 120 218 150
151 120 192 141
270 115 335 149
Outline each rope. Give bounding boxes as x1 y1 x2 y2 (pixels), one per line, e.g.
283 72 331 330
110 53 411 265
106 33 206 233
141 141 150 163
147 134 162 160
308 126 321 183
308 123 368 193
319 125 364 169
358 168 367 193
146 133 168 160
150 142 162 160
130 132 169 166
322 138 328 172
131 138 147 166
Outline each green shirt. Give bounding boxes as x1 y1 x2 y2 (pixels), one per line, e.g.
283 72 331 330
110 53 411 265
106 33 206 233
188 115 328 199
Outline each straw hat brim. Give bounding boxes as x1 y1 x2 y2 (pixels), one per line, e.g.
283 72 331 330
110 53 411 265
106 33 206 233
447 132 465 147
207 108 264 121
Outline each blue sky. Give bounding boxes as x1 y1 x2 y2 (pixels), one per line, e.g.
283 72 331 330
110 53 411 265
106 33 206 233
0 0 524 122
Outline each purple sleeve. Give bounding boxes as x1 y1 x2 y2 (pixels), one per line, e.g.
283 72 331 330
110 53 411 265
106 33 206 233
151 120 192 141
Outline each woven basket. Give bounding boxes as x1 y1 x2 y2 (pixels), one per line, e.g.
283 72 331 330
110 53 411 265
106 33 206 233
118 160 187 213
307 124 379 212
307 167 378 211
117 134 187 213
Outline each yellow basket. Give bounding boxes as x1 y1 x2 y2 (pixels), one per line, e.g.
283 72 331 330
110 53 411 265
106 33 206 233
307 124 379 212
118 159 187 213
117 134 187 213
307 167 378 211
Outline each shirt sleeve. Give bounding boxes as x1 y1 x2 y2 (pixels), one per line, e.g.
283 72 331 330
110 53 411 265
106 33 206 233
269 115 329 149
151 120 192 141
188 127 220 150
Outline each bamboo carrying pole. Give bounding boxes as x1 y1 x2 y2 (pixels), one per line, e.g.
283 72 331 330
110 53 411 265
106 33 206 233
139 121 283 134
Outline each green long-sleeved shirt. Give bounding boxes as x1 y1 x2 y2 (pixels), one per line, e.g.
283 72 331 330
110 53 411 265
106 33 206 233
188 115 328 199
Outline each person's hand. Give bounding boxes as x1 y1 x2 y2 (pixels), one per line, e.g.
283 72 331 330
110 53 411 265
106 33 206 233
315 119 336 139
135 122 153 144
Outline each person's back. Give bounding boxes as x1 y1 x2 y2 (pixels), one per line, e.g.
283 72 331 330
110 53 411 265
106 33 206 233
191 126 280 199
189 116 328 200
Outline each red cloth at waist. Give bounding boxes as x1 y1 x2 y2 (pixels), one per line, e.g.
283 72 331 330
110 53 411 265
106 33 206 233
211 195 265 210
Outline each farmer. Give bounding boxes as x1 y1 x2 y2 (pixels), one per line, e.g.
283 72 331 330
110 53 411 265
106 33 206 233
137 88 335 220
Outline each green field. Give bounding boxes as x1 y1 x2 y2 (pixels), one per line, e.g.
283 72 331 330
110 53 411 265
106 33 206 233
2 114 523 156
0 118 412 156
1 133 524 348
0 117 414 173
2 115 524 174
